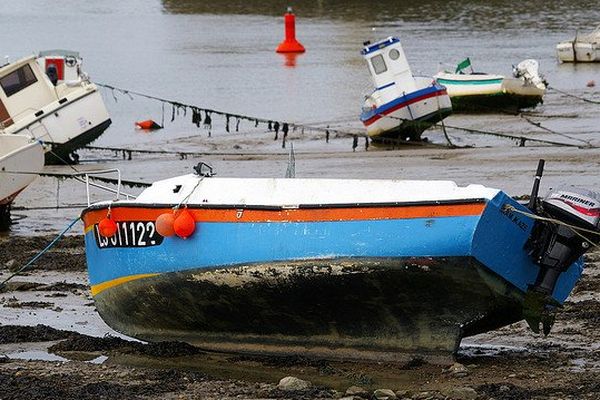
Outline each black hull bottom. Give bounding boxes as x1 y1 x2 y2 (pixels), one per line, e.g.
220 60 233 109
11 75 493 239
371 108 453 143
450 94 543 113
45 119 112 165
93 256 525 363
0 204 10 232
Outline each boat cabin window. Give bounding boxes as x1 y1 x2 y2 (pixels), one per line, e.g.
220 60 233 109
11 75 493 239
0 64 38 97
370 55 387 75
389 49 400 60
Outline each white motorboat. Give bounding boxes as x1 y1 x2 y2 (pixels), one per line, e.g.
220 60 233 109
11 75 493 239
0 52 111 164
434 59 547 112
0 135 44 230
359 37 452 142
557 26 600 63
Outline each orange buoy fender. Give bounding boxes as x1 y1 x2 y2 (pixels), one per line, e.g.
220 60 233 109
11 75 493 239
98 217 117 237
135 120 162 130
156 213 176 237
173 209 196 239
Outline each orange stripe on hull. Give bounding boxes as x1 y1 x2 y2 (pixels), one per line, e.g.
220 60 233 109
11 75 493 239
82 203 486 231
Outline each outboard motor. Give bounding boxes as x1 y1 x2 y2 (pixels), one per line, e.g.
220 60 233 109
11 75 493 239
513 59 547 90
524 160 600 334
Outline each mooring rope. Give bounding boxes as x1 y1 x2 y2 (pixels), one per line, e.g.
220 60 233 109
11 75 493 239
381 114 586 148
0 217 80 291
547 85 600 105
97 82 597 149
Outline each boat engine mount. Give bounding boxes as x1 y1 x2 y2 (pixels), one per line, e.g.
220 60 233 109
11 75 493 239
524 163 600 334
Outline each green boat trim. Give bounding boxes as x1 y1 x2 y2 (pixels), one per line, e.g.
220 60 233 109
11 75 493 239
436 77 503 86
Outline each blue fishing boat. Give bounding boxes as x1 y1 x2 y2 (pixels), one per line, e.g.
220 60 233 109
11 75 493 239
81 162 600 362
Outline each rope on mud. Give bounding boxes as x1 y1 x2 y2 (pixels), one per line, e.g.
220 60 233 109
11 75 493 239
506 205 600 248
0 217 80 291
547 86 600 105
82 145 287 159
382 114 586 148
0 169 150 189
96 82 366 139
518 115 593 147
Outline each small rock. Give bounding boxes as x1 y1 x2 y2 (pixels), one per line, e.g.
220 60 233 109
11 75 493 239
442 386 478 400
277 376 312 391
0 355 10 364
5 259 16 269
373 388 397 400
395 389 412 398
499 385 510 392
587 80 596 88
508 373 517 378
346 386 369 398
445 362 469 377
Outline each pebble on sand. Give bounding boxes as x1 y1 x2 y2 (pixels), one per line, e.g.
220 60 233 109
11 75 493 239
277 376 312 391
345 385 369 397
373 388 397 399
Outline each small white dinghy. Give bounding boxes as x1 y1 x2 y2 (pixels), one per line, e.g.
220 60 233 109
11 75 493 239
359 37 452 142
557 26 600 63
434 58 547 112
0 135 44 229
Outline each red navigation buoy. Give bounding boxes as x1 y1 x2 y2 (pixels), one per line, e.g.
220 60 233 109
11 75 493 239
276 7 305 53
173 209 196 239
98 217 117 238
156 213 176 237
135 120 162 130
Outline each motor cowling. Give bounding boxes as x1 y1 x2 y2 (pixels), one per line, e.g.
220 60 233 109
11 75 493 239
524 187 600 334
513 59 547 90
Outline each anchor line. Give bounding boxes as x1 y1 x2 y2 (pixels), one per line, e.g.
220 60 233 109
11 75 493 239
0 217 80 291
96 83 367 140
547 86 600 105
518 114 592 147
380 114 586 148
0 169 149 189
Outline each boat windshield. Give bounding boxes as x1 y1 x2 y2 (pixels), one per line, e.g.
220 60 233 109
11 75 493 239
0 64 38 97
370 55 387 75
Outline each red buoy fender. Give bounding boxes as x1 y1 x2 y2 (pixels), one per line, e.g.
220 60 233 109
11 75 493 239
156 213 176 237
98 217 117 237
135 120 162 130
173 209 196 239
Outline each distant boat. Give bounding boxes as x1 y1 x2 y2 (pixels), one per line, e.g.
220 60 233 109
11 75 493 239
0 50 111 164
359 37 452 142
557 26 600 63
434 58 547 112
81 163 599 362
0 135 44 230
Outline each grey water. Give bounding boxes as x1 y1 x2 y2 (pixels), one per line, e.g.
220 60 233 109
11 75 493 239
2 0 600 233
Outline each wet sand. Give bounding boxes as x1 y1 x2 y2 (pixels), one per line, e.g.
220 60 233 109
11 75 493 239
1 234 599 399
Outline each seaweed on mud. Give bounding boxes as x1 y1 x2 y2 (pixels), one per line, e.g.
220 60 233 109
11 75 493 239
0 325 78 344
0 235 85 272
48 334 202 358
0 370 186 400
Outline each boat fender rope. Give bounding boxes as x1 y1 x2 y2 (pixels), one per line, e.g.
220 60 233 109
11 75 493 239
0 217 80 291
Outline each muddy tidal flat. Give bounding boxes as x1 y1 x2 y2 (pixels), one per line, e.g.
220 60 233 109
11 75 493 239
1 235 599 400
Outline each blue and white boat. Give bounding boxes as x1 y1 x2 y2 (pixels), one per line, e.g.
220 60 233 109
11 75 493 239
81 163 599 362
360 37 452 142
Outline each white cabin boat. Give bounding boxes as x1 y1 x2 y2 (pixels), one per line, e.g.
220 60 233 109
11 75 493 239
359 37 452 142
557 26 600 63
0 53 111 164
0 135 44 230
434 59 547 112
